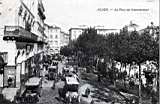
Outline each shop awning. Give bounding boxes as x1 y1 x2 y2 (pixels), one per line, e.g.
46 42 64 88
3 26 38 43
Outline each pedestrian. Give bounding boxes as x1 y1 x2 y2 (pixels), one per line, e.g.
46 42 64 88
8 77 13 87
85 87 90 97
90 100 94 104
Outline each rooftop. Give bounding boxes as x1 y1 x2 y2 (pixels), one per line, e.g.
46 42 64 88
69 27 119 31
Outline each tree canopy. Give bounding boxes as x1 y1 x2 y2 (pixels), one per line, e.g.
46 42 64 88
61 27 159 67
75 28 106 57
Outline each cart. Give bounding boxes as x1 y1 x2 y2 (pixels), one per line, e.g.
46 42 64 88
58 76 81 104
48 65 58 80
16 77 42 104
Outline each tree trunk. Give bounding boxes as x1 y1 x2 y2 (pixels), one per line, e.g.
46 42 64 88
112 61 116 87
120 62 122 73
129 64 131 78
124 64 127 88
98 74 101 82
138 64 142 104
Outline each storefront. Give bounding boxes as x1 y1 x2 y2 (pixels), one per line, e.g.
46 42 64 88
33 52 44 77
4 66 16 87
0 53 7 88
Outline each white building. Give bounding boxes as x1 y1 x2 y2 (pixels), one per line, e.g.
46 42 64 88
69 26 120 40
60 31 70 47
96 29 120 35
44 24 61 54
0 0 46 94
69 28 85 40
122 21 139 32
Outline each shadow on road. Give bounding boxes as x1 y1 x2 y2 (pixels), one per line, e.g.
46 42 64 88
80 72 138 103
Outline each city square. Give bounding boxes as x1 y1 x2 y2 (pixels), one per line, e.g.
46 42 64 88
0 0 159 104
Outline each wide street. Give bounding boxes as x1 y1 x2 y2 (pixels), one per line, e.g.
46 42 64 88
37 61 89 104
36 61 136 104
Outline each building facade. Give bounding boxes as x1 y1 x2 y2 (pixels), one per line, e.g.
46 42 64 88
60 31 70 47
96 28 120 35
0 0 46 93
69 26 120 40
69 28 85 40
44 24 61 54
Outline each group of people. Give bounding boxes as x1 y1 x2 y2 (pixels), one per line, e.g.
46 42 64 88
62 65 79 81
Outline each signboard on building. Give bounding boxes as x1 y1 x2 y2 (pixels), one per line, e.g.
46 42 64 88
4 66 16 87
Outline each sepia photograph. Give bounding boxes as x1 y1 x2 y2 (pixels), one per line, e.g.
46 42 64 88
0 0 159 104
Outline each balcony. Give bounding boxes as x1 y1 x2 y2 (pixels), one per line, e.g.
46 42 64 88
3 26 38 43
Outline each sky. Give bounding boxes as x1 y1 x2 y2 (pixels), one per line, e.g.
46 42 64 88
43 0 159 33
0 0 158 33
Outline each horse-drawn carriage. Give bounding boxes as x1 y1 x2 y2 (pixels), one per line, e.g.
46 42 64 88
16 77 42 104
48 65 58 80
58 76 81 104
62 65 79 81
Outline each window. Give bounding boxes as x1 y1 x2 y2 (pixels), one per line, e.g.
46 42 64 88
18 6 23 16
55 41 58 46
25 21 31 31
55 35 58 39
23 11 27 21
28 15 30 22
50 35 53 39
50 41 53 44
31 19 34 26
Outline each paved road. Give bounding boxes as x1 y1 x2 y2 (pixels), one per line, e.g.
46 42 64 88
38 61 64 104
38 80 88 104
37 61 88 104
38 61 111 104
38 86 61 104
37 80 60 104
